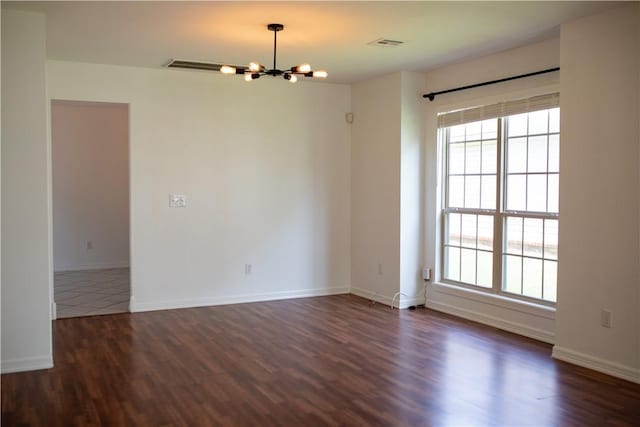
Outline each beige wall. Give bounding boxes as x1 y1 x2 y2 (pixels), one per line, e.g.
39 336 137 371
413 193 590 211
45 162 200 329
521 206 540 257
554 3 640 381
1 9 52 373
47 60 351 311
52 101 129 272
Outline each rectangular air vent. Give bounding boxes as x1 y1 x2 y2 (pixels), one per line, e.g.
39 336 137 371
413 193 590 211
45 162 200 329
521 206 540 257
367 38 404 47
166 59 246 73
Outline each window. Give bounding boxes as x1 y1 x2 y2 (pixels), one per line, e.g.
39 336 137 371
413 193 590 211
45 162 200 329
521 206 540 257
440 94 559 303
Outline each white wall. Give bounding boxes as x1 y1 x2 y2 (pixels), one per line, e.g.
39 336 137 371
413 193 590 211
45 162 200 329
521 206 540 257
47 61 351 311
52 101 129 272
350 71 426 308
422 38 560 343
399 72 426 305
350 73 402 305
553 4 640 382
1 9 53 373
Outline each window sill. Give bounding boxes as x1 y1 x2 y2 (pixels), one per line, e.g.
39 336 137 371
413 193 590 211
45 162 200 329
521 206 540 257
429 281 556 320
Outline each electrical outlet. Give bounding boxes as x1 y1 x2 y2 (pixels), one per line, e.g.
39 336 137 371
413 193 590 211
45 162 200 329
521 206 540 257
87 241 93 250
169 194 186 208
345 112 354 124
601 309 612 328
245 264 252 275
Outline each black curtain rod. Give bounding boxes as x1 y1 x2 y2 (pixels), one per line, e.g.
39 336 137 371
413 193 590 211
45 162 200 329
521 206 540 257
423 67 560 101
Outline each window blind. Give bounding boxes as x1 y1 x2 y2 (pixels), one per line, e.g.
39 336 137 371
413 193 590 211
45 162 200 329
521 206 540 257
437 93 559 128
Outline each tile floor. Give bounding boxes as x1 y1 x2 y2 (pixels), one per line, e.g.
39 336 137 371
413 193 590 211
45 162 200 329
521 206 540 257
54 268 130 319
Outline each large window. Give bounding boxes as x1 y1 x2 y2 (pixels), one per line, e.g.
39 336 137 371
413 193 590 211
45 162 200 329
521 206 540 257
440 94 559 303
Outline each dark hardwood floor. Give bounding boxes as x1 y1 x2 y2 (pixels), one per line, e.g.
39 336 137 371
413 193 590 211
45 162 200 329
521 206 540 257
2 294 640 426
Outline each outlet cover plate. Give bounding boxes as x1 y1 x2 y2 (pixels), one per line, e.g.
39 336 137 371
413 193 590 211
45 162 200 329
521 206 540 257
169 194 186 208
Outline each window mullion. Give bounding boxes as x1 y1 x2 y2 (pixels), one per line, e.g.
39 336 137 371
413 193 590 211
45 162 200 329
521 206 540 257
440 210 445 282
524 116 530 212
546 109 551 213
440 127 449 282
444 128 450 209
541 219 546 300
492 117 504 294
462 128 467 208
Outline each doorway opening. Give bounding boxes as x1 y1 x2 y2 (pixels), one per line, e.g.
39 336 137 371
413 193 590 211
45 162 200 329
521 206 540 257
51 100 130 319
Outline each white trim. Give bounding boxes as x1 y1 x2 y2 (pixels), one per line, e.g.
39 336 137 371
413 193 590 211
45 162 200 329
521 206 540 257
1 355 53 374
350 287 394 307
51 99 129 108
46 85 55 372
552 346 640 384
431 282 556 320
51 301 57 320
131 286 350 313
350 288 425 309
430 282 556 319
425 298 555 344
398 294 425 309
54 262 130 272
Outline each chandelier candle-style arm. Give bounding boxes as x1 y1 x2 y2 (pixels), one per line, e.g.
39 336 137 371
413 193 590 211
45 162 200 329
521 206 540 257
220 23 327 83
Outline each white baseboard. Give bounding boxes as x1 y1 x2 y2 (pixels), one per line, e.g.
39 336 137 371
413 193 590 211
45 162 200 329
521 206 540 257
552 346 640 384
394 294 425 309
397 294 426 309
131 286 350 313
54 262 129 272
1 355 53 374
350 287 394 307
425 299 555 344
350 287 426 309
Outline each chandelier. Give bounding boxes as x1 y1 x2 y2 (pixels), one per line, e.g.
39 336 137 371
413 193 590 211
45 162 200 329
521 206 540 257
220 23 328 83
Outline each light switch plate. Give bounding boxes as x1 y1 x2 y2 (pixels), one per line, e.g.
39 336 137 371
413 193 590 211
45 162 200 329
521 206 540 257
169 194 186 207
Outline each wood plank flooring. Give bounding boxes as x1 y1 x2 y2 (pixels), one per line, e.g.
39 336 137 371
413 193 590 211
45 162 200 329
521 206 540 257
2 294 640 426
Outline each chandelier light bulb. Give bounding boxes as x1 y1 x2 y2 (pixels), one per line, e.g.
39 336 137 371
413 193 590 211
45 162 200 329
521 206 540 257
220 65 236 74
249 62 261 72
289 74 298 83
244 73 253 81
313 70 328 79
296 63 311 73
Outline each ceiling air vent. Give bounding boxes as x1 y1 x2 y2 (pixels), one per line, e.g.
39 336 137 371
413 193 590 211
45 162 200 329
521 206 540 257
367 38 404 47
165 59 246 73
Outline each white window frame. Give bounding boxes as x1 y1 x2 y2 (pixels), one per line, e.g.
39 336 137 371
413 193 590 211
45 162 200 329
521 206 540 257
438 95 559 306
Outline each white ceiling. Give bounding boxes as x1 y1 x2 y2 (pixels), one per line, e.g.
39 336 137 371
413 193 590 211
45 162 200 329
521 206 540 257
4 1 621 83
